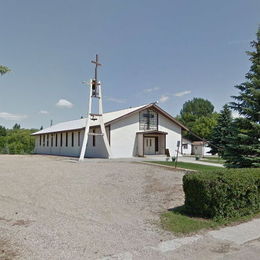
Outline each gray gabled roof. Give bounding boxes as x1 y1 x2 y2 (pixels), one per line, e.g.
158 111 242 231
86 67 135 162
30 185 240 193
32 103 188 135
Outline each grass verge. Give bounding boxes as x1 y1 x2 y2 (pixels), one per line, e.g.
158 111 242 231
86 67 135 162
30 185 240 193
161 206 260 235
147 161 221 171
200 158 225 164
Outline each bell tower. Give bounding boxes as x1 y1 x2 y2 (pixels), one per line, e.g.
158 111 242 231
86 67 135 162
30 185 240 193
79 55 112 161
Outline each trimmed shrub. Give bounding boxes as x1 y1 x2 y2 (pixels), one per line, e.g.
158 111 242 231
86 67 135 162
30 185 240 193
183 168 260 220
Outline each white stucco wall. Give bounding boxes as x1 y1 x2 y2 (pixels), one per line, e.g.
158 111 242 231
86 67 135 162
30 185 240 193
204 145 212 156
158 115 182 157
34 126 110 158
34 130 84 157
34 110 183 158
110 113 139 158
84 127 109 158
182 143 192 155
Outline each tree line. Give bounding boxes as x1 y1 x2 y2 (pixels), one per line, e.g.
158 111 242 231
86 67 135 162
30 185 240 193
0 124 37 154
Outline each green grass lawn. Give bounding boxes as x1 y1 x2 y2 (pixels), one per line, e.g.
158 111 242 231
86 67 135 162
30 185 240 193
161 206 260 235
200 159 224 164
200 157 225 164
148 161 221 171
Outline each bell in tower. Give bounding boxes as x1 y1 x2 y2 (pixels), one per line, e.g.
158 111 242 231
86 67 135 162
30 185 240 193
91 79 99 97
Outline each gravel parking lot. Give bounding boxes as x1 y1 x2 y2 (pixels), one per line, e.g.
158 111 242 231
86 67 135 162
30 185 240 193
0 155 185 259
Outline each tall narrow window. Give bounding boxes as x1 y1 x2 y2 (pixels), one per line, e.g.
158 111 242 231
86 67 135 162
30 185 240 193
39 135 42 146
66 132 68 147
155 137 159 152
139 109 158 130
78 131 80 146
60 133 63 147
51 134 53 147
71 132 74 147
43 135 45 147
47 134 49 147
55 133 58 147
93 129 96 147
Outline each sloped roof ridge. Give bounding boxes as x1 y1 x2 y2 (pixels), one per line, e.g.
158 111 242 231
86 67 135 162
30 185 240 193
103 103 148 115
32 104 149 135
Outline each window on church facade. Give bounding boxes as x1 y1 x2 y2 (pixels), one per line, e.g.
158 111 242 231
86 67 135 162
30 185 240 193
93 129 96 147
139 109 158 130
60 133 63 147
71 132 74 147
55 133 58 147
47 134 49 147
43 135 45 146
78 132 80 146
51 134 53 147
66 132 68 147
40 135 42 146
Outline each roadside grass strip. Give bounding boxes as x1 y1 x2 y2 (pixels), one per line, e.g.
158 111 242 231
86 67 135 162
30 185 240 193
147 161 220 171
161 206 260 235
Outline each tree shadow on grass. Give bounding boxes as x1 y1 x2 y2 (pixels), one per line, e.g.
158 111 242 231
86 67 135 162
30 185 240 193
168 205 201 218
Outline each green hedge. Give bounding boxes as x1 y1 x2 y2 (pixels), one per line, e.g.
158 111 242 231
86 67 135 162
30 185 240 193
183 168 260 220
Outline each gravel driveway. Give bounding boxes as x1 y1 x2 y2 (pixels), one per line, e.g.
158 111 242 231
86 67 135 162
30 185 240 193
0 155 185 259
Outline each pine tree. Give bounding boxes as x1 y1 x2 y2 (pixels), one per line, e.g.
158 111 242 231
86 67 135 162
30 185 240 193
210 104 232 156
224 28 260 168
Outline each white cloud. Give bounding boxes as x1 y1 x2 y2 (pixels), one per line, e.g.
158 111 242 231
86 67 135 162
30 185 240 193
56 99 73 108
0 112 28 121
174 90 191 97
232 111 240 119
106 97 126 104
159 95 169 103
143 87 160 93
39 110 49 114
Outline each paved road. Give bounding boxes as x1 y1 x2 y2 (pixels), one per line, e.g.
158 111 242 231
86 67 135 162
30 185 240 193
177 156 224 167
0 155 259 259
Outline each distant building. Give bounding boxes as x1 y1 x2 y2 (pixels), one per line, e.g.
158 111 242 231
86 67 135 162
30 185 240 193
181 138 192 155
191 141 211 156
32 103 188 158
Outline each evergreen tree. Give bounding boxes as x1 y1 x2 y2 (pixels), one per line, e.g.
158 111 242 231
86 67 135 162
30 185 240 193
224 28 260 168
0 125 7 137
210 104 232 156
13 123 21 130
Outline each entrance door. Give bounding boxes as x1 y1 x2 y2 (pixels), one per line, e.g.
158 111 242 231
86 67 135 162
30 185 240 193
144 137 155 155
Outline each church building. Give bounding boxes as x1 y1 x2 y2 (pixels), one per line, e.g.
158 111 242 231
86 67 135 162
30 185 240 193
32 103 188 158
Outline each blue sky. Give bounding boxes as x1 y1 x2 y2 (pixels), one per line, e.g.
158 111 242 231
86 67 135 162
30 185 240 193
0 0 259 129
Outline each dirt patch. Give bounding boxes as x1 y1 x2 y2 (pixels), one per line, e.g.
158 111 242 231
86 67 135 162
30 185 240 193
12 220 33 227
0 239 18 260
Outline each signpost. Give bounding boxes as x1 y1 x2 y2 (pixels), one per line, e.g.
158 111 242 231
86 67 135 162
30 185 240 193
175 140 180 168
